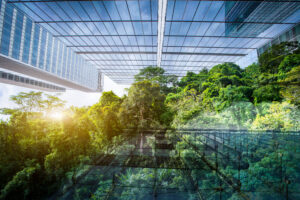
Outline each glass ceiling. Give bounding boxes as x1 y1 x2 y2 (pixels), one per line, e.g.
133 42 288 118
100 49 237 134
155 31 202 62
7 0 300 84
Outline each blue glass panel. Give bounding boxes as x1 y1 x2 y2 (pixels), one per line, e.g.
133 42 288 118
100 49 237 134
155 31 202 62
194 1 211 21
183 1 199 20
123 22 134 35
151 0 158 20
80 2 99 20
62 46 67 78
173 0 187 20
59 2 80 21
47 2 70 20
12 12 24 60
166 0 175 21
31 25 40 67
114 22 126 35
69 2 90 21
143 22 152 35
66 48 71 79
56 42 63 76
45 35 52 72
51 38 58 74
38 29 47 69
127 1 141 20
115 1 130 20
140 0 151 20
93 1 110 20
132 22 143 35
14 3 41 21
104 22 117 35
22 18 32 63
27 3 51 21
203 2 222 20
103 1 120 20
0 4 13 56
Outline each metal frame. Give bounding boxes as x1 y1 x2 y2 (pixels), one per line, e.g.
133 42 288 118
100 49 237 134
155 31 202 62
5 0 300 84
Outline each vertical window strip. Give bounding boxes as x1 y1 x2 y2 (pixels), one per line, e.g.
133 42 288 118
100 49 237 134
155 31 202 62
19 15 26 61
8 8 16 57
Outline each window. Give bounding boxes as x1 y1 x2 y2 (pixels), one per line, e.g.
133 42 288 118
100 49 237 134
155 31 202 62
0 4 13 56
22 18 32 63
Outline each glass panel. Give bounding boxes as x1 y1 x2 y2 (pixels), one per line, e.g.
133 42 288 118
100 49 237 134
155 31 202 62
12 11 24 60
38 28 47 69
31 24 40 67
22 18 32 63
0 3 13 56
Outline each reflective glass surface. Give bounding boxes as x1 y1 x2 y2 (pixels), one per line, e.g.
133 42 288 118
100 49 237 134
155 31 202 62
2 0 300 84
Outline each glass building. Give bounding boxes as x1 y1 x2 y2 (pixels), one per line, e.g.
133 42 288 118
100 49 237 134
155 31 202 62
0 0 299 86
0 70 66 92
258 23 300 55
0 0 100 92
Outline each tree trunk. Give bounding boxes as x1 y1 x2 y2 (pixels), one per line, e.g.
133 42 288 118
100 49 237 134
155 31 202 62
139 106 144 153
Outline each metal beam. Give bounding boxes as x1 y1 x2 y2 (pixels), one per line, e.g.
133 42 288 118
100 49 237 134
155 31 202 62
157 0 168 67
166 20 298 25
87 59 223 63
77 51 246 56
100 69 207 72
35 20 157 23
53 34 273 39
69 44 256 50
33 20 298 25
8 0 300 2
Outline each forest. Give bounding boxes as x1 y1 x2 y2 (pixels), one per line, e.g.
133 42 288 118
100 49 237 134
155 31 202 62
0 41 299 199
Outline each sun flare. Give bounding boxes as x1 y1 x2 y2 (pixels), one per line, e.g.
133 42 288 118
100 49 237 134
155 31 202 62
49 112 64 120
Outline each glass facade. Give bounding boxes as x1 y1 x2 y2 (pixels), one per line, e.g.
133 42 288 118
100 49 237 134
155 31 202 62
0 3 13 56
12 11 23 59
1 0 299 85
258 24 300 55
22 18 32 63
0 70 66 92
0 0 99 91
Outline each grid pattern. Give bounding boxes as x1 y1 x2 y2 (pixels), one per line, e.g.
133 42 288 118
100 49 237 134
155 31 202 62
0 0 100 91
6 0 300 84
52 129 300 199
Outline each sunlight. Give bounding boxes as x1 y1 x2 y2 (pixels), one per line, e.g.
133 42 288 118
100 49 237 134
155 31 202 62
49 111 64 120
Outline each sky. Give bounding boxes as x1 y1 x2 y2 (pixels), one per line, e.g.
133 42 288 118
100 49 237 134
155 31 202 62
0 75 129 111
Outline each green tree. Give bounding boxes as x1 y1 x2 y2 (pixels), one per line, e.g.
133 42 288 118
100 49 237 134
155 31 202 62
134 66 178 94
120 81 168 150
278 54 300 79
252 85 282 104
252 101 300 131
89 91 122 141
279 65 300 105
258 41 300 74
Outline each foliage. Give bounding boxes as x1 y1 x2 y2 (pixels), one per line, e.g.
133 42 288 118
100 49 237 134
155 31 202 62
89 91 122 141
279 66 300 105
252 101 300 131
1 41 300 199
120 80 168 130
134 66 178 94
258 41 299 74
278 54 300 76
252 84 282 104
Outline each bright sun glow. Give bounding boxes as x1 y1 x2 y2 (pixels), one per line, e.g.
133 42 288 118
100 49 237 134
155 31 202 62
49 112 64 120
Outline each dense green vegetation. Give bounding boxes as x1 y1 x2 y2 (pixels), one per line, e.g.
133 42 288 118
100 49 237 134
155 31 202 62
0 42 299 199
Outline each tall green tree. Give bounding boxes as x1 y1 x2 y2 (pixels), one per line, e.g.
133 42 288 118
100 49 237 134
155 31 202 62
89 91 123 141
134 66 178 94
258 41 300 74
